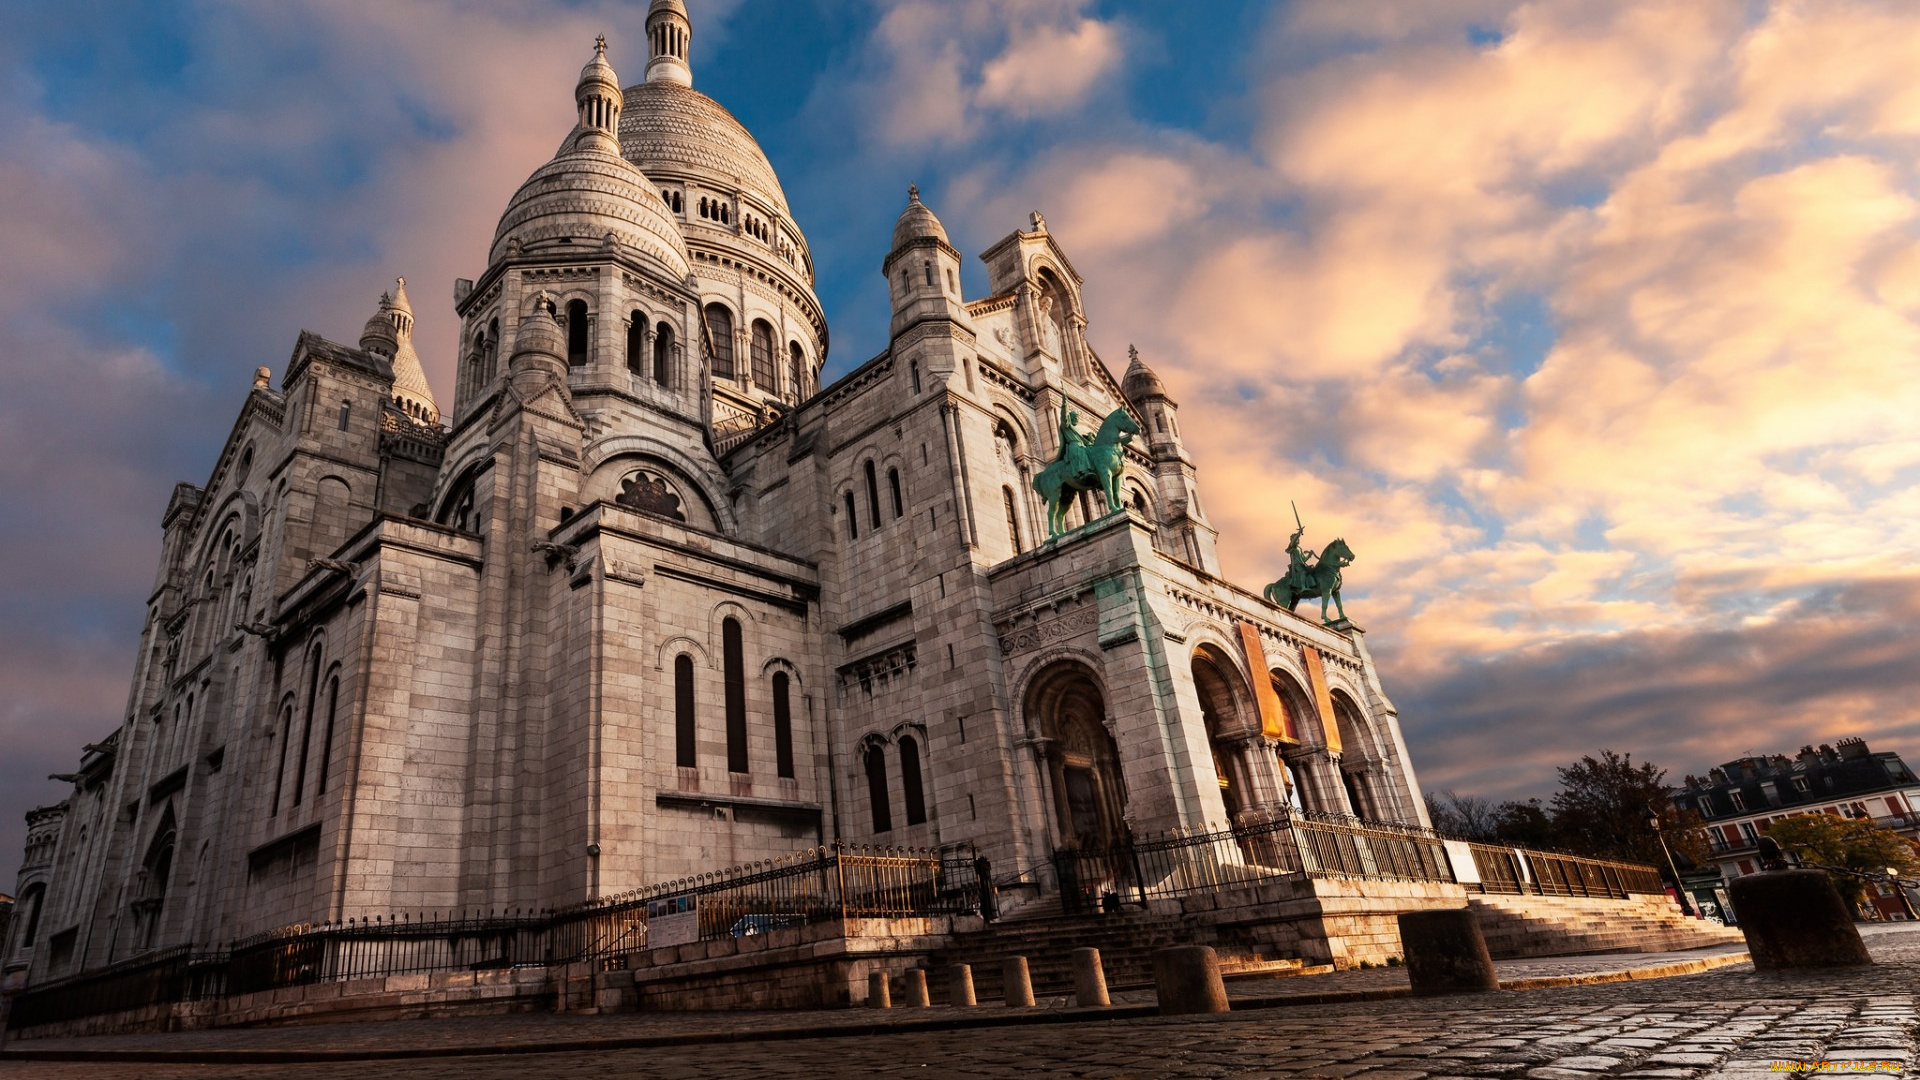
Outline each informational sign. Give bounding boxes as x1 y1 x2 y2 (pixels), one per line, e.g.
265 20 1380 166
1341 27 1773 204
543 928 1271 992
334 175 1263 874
1441 840 1480 884
647 895 700 947
1235 620 1295 742
1301 645 1340 754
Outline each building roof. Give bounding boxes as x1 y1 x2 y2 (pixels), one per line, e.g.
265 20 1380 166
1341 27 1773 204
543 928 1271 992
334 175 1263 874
619 80 791 218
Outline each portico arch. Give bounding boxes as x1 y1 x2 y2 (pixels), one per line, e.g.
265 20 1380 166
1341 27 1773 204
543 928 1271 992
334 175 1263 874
1191 645 1256 822
1024 661 1128 850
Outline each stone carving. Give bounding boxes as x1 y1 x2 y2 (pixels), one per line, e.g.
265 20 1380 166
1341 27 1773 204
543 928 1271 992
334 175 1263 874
998 608 1097 655
616 471 686 521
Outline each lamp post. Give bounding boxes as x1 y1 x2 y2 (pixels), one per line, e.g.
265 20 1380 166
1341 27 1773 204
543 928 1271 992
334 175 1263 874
1647 808 1697 917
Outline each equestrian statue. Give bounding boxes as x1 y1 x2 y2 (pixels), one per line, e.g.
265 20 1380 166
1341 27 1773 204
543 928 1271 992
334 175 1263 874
1263 503 1356 625
1032 401 1140 537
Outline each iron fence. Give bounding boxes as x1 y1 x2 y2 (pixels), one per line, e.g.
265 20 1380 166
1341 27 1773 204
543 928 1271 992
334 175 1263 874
1460 841 1666 899
4 947 229 1030
1053 811 1456 914
6 842 979 1031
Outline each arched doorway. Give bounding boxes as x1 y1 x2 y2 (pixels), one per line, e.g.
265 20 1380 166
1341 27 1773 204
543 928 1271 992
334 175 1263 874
1025 662 1127 850
1331 690 1383 821
1191 647 1258 823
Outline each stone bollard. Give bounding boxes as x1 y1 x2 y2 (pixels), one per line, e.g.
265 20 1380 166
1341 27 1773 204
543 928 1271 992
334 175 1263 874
1003 956 1035 1007
867 969 891 1009
947 963 977 1006
1072 947 1110 1007
1151 945 1229 1015
902 967 930 1007
1729 869 1873 970
1399 908 1500 995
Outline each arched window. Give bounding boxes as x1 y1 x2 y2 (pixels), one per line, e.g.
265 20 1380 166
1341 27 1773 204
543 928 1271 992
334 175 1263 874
337 401 351 431
18 882 45 947
750 319 775 389
565 299 589 367
788 342 805 401
843 492 858 540
674 654 696 768
293 647 323 806
1003 486 1024 554
723 617 747 773
909 360 921 394
772 671 795 779
316 672 340 795
271 698 294 815
900 734 927 826
485 317 500 381
889 469 904 519
626 311 646 373
866 744 892 833
704 303 735 379
923 261 934 286
653 322 674 385
864 461 881 529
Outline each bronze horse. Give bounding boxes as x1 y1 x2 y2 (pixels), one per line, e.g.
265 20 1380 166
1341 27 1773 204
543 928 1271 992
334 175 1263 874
1264 537 1355 624
1031 409 1140 537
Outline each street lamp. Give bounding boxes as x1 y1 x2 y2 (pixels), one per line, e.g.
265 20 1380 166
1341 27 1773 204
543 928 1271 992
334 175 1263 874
1647 808 1697 917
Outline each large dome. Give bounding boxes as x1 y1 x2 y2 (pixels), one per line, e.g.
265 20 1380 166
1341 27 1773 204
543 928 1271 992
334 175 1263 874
490 139 691 278
618 81 791 217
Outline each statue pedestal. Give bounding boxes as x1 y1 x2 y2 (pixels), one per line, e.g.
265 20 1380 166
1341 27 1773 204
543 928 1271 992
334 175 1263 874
1325 618 1361 633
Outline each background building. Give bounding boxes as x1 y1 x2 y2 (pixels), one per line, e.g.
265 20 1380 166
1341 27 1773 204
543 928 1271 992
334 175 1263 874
1674 737 1920 918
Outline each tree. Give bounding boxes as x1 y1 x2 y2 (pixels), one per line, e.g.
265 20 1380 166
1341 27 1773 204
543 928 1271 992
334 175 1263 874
1547 749 1705 866
1764 813 1920 911
1426 789 1501 840
1491 799 1556 848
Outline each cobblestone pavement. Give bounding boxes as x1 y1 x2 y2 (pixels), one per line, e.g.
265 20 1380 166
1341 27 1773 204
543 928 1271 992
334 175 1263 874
2 927 1912 1079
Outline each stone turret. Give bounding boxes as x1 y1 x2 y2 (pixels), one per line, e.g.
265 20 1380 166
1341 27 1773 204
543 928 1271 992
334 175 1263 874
883 185 970 341
645 0 693 86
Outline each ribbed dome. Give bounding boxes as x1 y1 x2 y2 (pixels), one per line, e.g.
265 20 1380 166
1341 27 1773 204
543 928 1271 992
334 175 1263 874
513 300 566 361
618 81 791 217
360 301 398 356
1123 346 1169 402
490 145 691 277
891 185 949 252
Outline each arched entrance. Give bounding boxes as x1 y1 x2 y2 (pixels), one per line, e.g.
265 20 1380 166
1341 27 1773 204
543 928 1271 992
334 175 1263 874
1025 662 1128 850
1191 647 1256 822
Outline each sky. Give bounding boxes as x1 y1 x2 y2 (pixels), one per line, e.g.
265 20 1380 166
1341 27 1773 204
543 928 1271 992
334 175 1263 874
2 0 1918 866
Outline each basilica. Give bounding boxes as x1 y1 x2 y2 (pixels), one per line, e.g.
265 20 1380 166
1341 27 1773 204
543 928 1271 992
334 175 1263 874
4 0 1428 988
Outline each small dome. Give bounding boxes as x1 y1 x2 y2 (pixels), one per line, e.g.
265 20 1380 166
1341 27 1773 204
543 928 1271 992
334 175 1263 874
359 295 398 356
578 35 619 99
512 298 566 361
891 185 949 252
1122 345 1169 402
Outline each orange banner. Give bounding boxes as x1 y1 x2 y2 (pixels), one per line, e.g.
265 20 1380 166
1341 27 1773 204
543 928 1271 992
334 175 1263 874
1302 645 1340 754
1235 621 1294 742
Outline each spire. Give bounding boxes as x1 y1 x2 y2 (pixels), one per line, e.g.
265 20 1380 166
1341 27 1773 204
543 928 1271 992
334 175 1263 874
645 0 693 87
573 36 622 154
382 277 440 426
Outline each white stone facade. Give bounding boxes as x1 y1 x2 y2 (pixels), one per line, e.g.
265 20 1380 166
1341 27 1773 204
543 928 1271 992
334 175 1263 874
4 3 1428 987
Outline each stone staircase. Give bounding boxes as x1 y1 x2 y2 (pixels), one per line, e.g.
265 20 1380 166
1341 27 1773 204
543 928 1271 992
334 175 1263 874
1469 893 1746 959
923 905 1320 1001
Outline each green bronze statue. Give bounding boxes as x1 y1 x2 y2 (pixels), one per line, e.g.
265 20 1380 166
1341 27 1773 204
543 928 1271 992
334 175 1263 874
1264 503 1355 624
1032 401 1140 537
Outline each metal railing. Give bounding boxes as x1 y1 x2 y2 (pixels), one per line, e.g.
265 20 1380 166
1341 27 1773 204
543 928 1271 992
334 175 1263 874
1052 811 1456 914
7 841 980 1031
1460 841 1665 898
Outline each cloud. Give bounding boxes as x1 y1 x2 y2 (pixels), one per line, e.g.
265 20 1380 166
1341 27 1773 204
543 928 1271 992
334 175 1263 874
836 0 1129 146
